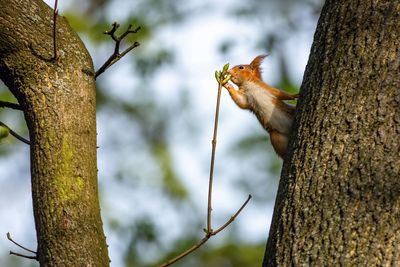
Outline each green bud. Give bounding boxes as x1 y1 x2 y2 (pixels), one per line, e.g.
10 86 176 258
222 74 231 84
215 70 220 81
0 126 9 140
222 63 229 73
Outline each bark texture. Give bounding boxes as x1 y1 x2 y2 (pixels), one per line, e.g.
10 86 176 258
0 0 109 266
264 0 400 266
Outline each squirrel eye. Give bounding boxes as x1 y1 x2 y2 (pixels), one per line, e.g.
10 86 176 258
239 65 244 70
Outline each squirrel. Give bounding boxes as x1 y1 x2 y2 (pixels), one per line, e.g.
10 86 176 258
223 55 298 158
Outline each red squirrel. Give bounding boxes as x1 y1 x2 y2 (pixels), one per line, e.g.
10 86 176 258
223 55 298 158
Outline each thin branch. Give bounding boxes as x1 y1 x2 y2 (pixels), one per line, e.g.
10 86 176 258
0 100 22 110
158 66 251 267
52 0 59 61
159 236 209 267
95 23 141 79
0 121 30 145
212 194 252 235
159 195 252 267
9 251 38 260
6 233 36 254
206 72 224 232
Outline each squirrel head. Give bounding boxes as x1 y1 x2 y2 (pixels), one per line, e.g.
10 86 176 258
227 55 267 86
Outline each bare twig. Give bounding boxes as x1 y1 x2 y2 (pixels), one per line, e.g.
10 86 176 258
159 195 252 267
0 121 30 145
7 233 36 254
95 22 141 79
206 70 224 232
52 0 59 61
158 65 251 267
212 194 252 235
206 64 231 232
0 100 22 110
159 237 209 267
9 251 38 260
7 232 37 260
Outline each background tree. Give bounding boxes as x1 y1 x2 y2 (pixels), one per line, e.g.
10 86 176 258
0 0 109 265
264 0 400 265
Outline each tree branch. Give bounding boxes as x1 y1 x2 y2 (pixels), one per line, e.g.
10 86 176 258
212 194 252 235
158 65 250 267
9 251 38 260
159 195 252 267
95 22 141 79
0 121 30 145
7 232 37 260
206 71 223 233
207 64 231 232
0 100 22 110
159 237 209 267
51 0 59 61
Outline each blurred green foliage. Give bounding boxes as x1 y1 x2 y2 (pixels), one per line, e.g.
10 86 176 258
151 142 188 200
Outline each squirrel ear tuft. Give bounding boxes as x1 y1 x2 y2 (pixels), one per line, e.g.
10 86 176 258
250 55 267 69
250 55 268 79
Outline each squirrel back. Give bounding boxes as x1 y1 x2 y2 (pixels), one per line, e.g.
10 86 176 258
223 55 298 158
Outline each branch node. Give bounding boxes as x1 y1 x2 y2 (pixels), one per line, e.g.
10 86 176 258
104 22 119 38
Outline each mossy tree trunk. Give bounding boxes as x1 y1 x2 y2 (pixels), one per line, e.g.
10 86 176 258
0 0 109 266
263 0 400 266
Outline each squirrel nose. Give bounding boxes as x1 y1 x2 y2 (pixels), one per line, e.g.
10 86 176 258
227 69 232 75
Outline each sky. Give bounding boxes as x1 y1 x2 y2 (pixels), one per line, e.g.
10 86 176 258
0 0 318 266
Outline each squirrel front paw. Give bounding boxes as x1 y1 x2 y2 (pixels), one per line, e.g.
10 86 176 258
223 82 234 91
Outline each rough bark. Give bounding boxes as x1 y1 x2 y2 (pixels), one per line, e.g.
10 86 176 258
264 0 400 266
0 0 109 266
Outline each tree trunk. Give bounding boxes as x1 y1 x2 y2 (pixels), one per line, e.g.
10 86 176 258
0 0 109 266
264 0 400 266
